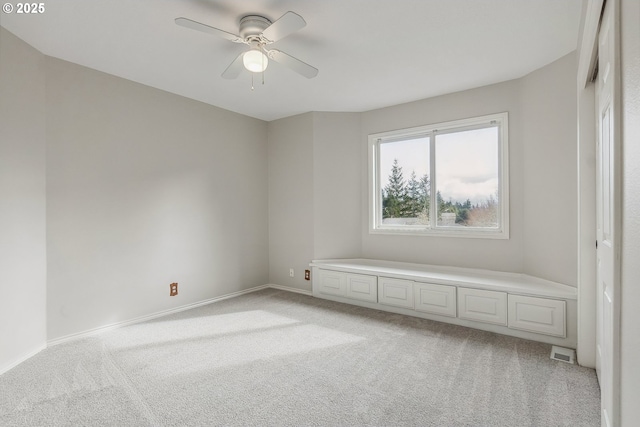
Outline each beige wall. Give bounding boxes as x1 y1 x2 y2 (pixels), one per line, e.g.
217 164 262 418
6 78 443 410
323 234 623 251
45 57 269 340
0 28 47 373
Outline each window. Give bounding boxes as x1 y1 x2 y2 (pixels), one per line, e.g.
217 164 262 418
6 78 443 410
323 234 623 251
368 112 509 238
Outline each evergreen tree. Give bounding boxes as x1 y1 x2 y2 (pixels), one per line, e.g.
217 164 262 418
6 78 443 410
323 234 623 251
383 159 406 218
381 162 431 223
436 190 445 216
419 173 430 216
406 171 422 217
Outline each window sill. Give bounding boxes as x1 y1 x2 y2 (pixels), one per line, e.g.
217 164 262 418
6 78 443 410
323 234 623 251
369 227 509 239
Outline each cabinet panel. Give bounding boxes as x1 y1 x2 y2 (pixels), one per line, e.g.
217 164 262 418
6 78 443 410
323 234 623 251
378 277 414 309
458 288 507 325
346 273 377 303
508 295 566 337
414 282 456 317
317 269 346 297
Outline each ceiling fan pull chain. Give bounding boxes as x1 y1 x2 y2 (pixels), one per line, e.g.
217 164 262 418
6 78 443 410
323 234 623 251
251 72 254 91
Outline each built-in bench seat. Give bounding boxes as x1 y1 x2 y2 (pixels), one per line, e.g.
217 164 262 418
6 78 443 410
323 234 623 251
309 258 577 347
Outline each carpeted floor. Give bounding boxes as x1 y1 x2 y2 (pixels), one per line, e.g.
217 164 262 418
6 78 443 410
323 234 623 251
0 288 600 426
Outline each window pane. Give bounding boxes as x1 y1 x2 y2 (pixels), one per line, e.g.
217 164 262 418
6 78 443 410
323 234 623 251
435 127 499 228
379 136 430 226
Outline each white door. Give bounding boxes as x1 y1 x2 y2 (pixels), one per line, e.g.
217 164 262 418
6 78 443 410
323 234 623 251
595 1 620 426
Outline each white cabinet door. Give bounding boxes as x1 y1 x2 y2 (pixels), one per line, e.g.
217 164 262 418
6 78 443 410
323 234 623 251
458 287 507 325
378 277 414 309
317 269 346 297
346 273 377 303
414 282 456 317
508 295 566 337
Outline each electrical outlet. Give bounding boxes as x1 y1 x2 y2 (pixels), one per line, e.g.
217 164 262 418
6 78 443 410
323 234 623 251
289 268 294 278
170 282 178 296
305 270 310 280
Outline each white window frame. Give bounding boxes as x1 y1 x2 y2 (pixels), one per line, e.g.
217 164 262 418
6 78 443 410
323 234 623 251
368 112 509 239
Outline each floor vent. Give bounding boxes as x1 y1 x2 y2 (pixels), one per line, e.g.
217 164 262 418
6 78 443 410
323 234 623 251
550 346 575 364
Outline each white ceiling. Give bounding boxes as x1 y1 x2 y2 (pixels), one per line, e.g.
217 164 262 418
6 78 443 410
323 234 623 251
0 0 582 121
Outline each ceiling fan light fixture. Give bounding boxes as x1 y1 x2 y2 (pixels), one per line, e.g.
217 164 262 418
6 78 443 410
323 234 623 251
243 49 268 73
176 11 318 79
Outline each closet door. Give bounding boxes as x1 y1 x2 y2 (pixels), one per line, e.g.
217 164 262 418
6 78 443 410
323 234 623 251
595 1 621 425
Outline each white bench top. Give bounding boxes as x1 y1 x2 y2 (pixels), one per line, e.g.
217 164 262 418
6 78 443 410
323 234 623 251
310 258 577 300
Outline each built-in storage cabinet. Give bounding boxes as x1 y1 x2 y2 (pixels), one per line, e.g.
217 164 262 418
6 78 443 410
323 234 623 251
346 273 378 303
458 288 507 326
414 282 457 317
318 269 378 303
378 277 414 309
317 269 347 297
508 294 566 337
310 259 576 346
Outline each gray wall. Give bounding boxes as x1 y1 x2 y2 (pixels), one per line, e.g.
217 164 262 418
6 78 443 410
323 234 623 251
2 24 583 366
267 54 579 290
0 28 47 372
357 53 578 286
267 112 362 292
267 113 315 290
312 112 361 260
521 53 578 286
620 0 640 421
360 80 525 273
45 57 269 340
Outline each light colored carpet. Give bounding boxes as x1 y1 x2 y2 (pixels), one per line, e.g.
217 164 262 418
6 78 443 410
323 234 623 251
0 288 600 426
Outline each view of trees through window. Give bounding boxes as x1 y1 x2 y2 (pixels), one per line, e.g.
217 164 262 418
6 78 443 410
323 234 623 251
380 136 431 225
379 126 500 228
382 158 431 225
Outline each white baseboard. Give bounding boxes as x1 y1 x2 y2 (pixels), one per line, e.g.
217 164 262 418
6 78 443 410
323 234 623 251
4 284 312 376
268 283 313 296
46 284 312 347
48 284 271 347
0 343 47 376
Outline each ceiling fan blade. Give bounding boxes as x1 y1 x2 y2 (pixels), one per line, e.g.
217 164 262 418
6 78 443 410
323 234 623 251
261 11 306 42
175 17 244 43
222 52 245 79
268 50 318 78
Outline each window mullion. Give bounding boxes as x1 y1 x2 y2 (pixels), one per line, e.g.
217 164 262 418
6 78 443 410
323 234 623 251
429 132 437 230
375 139 382 228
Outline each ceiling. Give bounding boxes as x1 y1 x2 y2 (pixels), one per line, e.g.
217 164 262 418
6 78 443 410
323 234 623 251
0 0 583 121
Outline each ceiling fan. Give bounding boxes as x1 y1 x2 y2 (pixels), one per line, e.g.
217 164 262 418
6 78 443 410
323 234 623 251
175 11 318 80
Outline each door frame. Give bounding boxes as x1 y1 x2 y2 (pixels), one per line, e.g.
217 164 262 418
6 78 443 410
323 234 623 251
576 0 604 370
577 0 622 425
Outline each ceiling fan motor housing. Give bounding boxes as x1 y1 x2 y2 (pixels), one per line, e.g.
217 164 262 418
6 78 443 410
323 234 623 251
239 15 272 40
